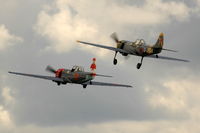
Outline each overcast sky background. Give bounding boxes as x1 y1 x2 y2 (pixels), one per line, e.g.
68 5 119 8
0 0 200 132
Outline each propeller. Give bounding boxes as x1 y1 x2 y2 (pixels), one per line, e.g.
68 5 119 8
110 32 119 43
46 65 56 73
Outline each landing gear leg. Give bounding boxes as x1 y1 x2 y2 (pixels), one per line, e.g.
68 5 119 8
113 52 118 65
137 56 144 69
83 84 87 89
57 82 61 86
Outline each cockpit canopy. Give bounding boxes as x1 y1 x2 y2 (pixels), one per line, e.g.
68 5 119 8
71 66 84 72
135 39 146 46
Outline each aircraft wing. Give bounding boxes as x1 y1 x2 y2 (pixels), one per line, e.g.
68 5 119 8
84 72 112 78
8 71 64 82
77 40 131 54
95 74 112 77
83 81 132 88
147 55 190 62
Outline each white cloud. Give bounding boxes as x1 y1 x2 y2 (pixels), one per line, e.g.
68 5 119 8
147 75 200 120
0 1 199 132
1 75 199 133
0 86 15 130
110 0 190 24
0 106 13 128
0 25 23 51
1 120 199 133
2 87 15 105
35 0 193 54
34 1 101 54
148 81 188 112
194 0 200 14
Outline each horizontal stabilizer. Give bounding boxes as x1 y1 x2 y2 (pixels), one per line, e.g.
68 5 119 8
162 48 178 52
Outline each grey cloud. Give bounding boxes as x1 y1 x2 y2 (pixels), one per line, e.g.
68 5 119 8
0 0 199 132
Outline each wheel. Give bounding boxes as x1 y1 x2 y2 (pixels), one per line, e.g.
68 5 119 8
156 55 158 58
113 59 117 65
83 85 87 88
57 82 61 86
137 63 141 69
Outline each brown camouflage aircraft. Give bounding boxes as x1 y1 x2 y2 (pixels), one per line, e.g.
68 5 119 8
77 33 189 69
9 58 132 88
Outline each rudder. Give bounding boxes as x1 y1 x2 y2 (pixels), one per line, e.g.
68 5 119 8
90 58 96 77
90 58 96 72
154 33 164 48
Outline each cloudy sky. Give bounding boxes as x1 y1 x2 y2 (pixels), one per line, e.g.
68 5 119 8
0 0 200 132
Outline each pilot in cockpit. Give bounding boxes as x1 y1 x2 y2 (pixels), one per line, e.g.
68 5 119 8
135 39 140 45
135 39 145 46
71 66 84 72
71 66 76 72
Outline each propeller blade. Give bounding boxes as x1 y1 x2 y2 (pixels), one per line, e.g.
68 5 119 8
110 32 119 43
46 65 56 73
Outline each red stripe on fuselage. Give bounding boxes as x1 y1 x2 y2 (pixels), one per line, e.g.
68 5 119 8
91 73 96 77
74 73 80 80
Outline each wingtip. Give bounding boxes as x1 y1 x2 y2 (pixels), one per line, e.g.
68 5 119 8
95 74 113 78
180 59 190 62
171 50 178 52
76 40 80 43
8 71 15 75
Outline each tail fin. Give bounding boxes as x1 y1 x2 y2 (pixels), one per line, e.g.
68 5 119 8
90 58 96 77
154 33 164 48
90 58 96 72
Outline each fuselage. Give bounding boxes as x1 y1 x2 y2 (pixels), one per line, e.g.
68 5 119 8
118 40 162 57
55 66 95 84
